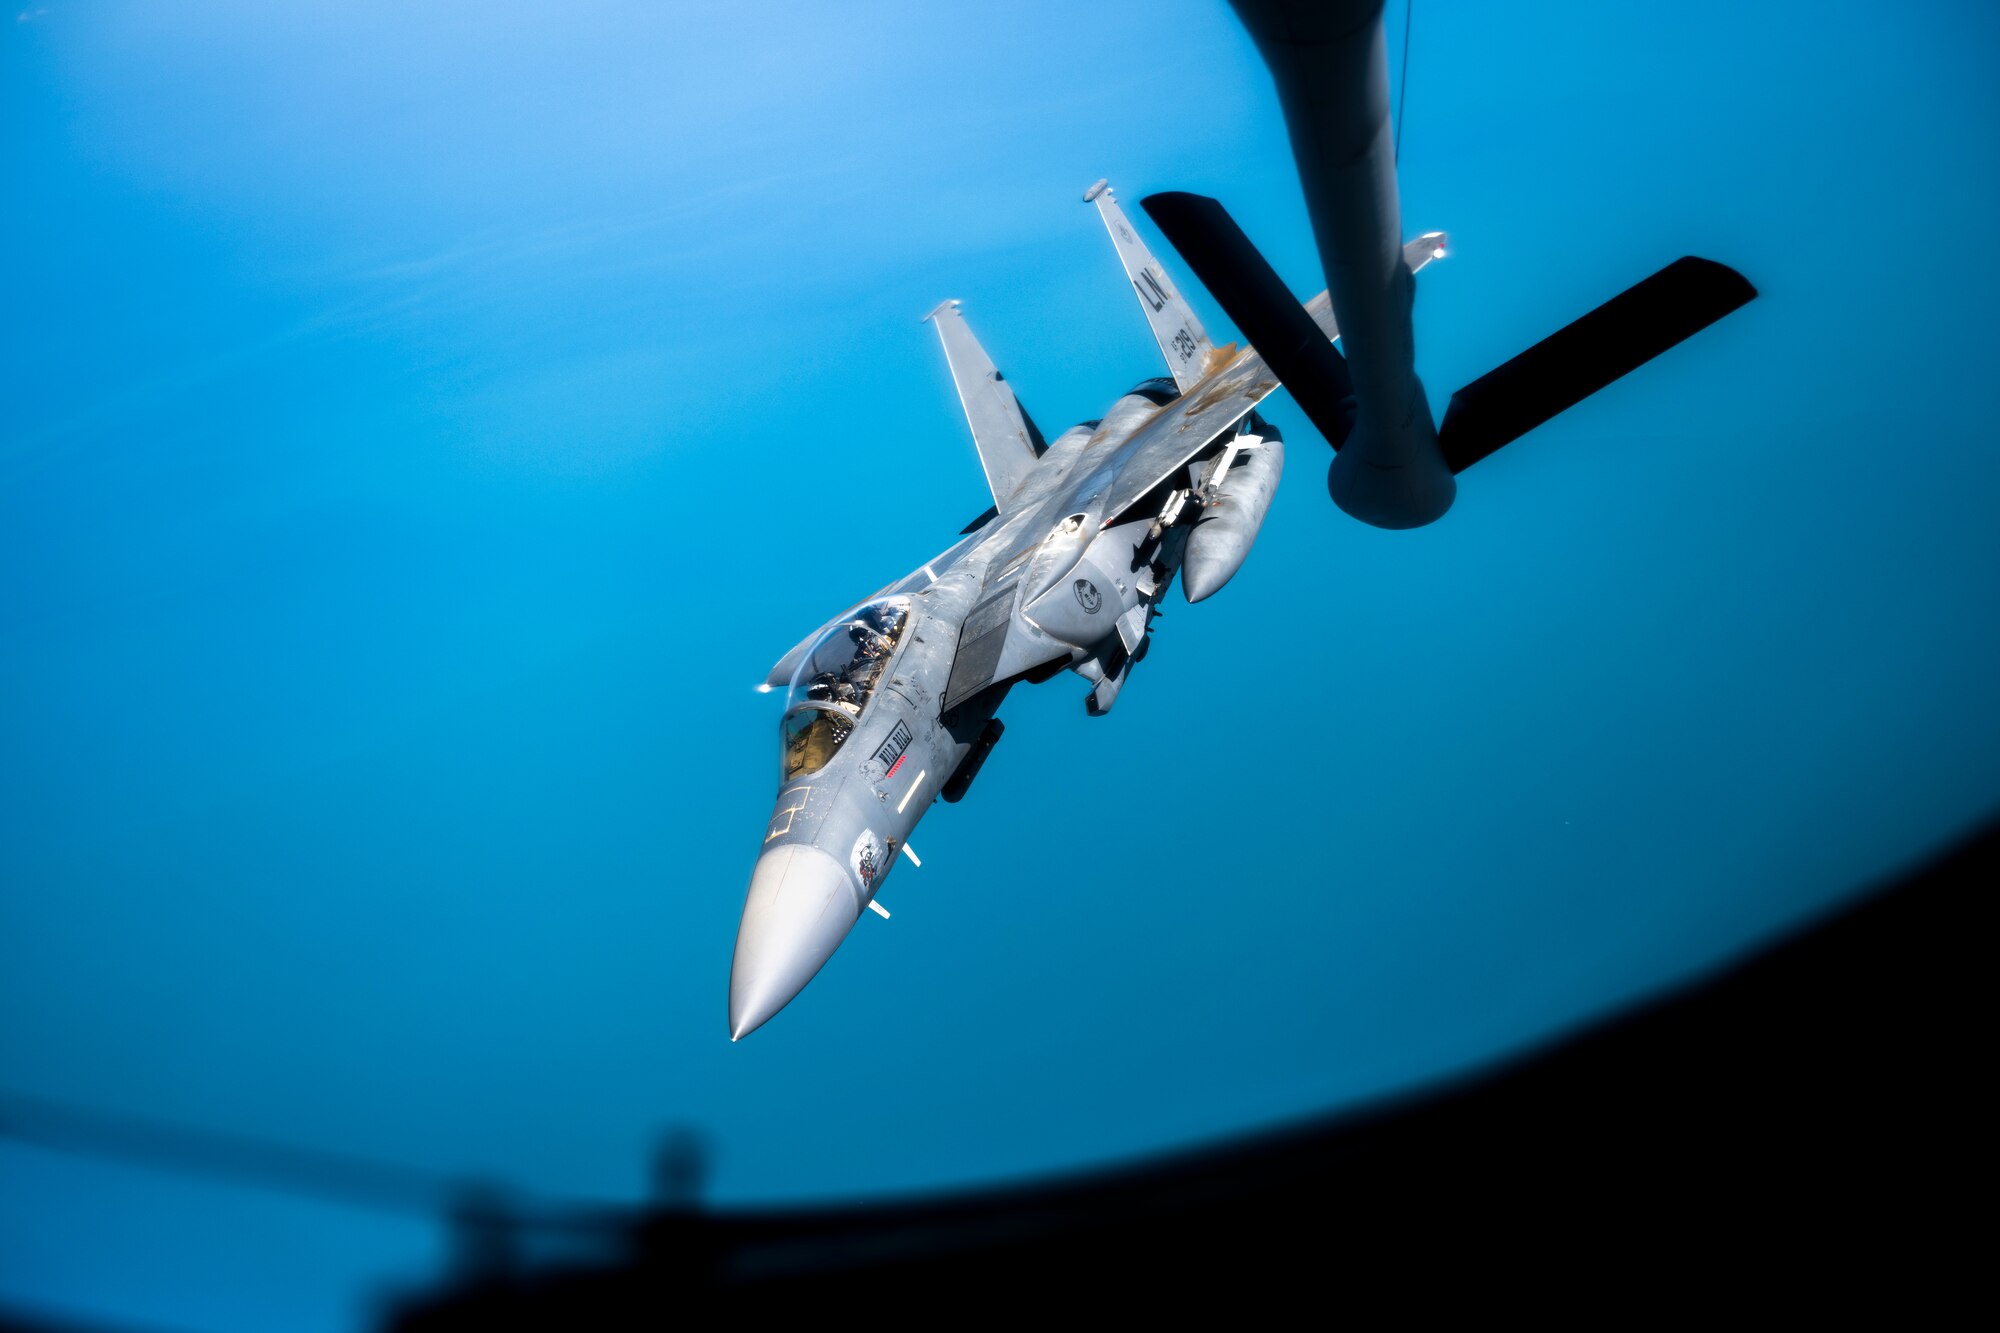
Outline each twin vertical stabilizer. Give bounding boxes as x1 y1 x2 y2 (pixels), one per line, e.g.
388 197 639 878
924 299 1047 511
926 183 1225 514
1085 180 1216 392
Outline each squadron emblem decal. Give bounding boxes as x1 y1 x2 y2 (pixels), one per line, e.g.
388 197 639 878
1074 578 1102 613
850 829 884 890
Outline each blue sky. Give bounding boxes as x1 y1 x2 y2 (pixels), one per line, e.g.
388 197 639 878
5 1 2000 1328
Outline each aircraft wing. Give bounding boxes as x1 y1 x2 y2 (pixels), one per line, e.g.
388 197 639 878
1093 343 1280 526
965 333 1303 588
775 333 1275 698
935 339 1290 709
954 239 1444 611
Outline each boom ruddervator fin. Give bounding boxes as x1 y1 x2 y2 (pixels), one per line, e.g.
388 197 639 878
1142 193 1755 480
1084 179 1216 392
1132 0 1755 525
1139 192 1359 453
1434 256 1757 473
925 300 1047 511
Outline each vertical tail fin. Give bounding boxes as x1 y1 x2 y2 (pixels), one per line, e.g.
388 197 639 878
925 300 1046 511
1085 180 1216 391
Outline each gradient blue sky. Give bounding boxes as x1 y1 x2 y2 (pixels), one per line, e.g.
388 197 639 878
5 2 1999 1329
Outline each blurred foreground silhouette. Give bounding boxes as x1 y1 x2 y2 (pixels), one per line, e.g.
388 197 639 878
6 819 1985 1330
388 819 1989 1325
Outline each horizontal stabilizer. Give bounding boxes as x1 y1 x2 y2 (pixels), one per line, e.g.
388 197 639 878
1438 257 1757 473
1140 192 1356 451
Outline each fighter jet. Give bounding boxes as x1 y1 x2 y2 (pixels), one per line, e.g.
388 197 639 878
728 0 1757 1039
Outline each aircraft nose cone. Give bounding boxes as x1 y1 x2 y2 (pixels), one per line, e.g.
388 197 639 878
729 843 861 1040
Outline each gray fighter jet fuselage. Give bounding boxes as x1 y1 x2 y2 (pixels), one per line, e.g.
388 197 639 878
728 185 1298 1038
729 0 1756 1039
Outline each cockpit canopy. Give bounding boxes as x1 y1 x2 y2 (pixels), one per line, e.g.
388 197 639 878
779 598 911 780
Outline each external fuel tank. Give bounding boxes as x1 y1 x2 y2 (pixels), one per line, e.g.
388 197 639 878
1183 429 1284 603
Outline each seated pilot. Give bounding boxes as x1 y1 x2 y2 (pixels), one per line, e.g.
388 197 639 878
862 603 905 636
850 631 892 685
